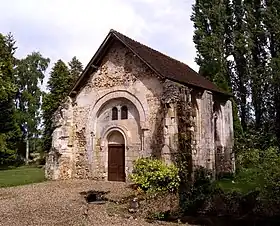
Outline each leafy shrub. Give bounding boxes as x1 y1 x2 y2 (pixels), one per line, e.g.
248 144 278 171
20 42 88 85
258 147 280 200
181 147 280 218
130 157 180 193
180 167 214 214
0 134 18 166
236 148 260 169
180 167 262 217
236 146 280 196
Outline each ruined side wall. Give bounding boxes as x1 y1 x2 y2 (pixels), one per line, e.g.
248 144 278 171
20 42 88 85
71 40 164 179
223 100 234 172
45 97 74 180
160 80 181 163
160 80 196 167
192 91 235 176
215 98 235 176
160 82 235 176
192 90 216 172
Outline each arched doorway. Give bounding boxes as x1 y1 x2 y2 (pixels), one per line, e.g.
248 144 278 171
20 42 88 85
107 131 125 181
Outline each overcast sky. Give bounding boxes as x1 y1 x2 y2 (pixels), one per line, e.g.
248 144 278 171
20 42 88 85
0 0 198 89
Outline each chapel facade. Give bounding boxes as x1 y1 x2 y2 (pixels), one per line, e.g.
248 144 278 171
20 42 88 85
45 29 235 181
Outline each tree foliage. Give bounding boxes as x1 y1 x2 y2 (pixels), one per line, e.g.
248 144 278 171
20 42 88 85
0 32 51 165
0 33 21 165
191 0 280 150
0 31 83 164
68 56 83 86
15 52 50 162
189 0 280 219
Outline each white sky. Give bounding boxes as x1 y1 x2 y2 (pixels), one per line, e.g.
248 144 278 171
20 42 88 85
0 0 198 89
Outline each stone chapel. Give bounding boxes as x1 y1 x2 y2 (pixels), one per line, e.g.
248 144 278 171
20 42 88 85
45 29 235 181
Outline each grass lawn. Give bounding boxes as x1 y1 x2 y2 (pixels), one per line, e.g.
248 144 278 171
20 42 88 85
0 166 45 188
216 178 256 193
216 168 263 194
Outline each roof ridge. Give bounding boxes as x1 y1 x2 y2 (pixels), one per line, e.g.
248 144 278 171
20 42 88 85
111 29 198 74
70 29 231 96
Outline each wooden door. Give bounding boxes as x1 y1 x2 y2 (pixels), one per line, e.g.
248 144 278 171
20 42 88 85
108 144 125 181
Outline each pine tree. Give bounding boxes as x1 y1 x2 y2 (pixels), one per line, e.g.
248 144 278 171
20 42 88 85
42 60 72 152
68 56 83 87
0 33 20 165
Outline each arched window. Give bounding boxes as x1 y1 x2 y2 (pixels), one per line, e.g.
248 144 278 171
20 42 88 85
112 107 118 120
121 106 128 119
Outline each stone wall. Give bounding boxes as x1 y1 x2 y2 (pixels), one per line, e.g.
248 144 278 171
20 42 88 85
214 97 235 176
70 40 164 180
45 97 74 180
160 80 183 164
46 38 235 181
199 91 215 171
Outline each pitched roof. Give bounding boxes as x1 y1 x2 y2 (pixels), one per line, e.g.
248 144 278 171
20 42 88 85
70 29 231 97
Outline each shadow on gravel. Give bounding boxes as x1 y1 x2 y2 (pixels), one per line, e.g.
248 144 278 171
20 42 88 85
80 190 110 204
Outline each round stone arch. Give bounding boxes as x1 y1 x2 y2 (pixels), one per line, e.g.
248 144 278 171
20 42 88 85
87 90 147 133
100 126 129 181
100 125 130 148
85 90 147 176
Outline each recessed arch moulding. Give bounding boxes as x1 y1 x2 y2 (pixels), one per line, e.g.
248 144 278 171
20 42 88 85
85 90 150 180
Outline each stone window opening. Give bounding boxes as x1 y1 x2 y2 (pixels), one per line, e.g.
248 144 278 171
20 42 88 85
112 107 118 120
121 106 128 120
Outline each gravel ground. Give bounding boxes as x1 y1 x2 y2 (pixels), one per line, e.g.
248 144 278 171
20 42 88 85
0 180 184 226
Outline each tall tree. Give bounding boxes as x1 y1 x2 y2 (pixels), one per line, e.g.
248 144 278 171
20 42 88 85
191 0 244 136
231 0 250 130
42 60 72 152
191 0 280 149
0 33 20 165
15 52 50 164
245 0 268 129
68 56 83 87
191 0 233 91
264 0 280 148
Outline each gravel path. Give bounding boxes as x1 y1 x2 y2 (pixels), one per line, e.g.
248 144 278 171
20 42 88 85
0 180 183 226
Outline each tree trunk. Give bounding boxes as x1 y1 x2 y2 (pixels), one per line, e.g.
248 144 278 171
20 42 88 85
25 133 29 165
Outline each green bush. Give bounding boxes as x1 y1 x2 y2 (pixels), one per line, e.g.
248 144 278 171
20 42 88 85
257 147 280 199
236 146 280 196
179 167 215 214
236 148 260 169
130 157 180 193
